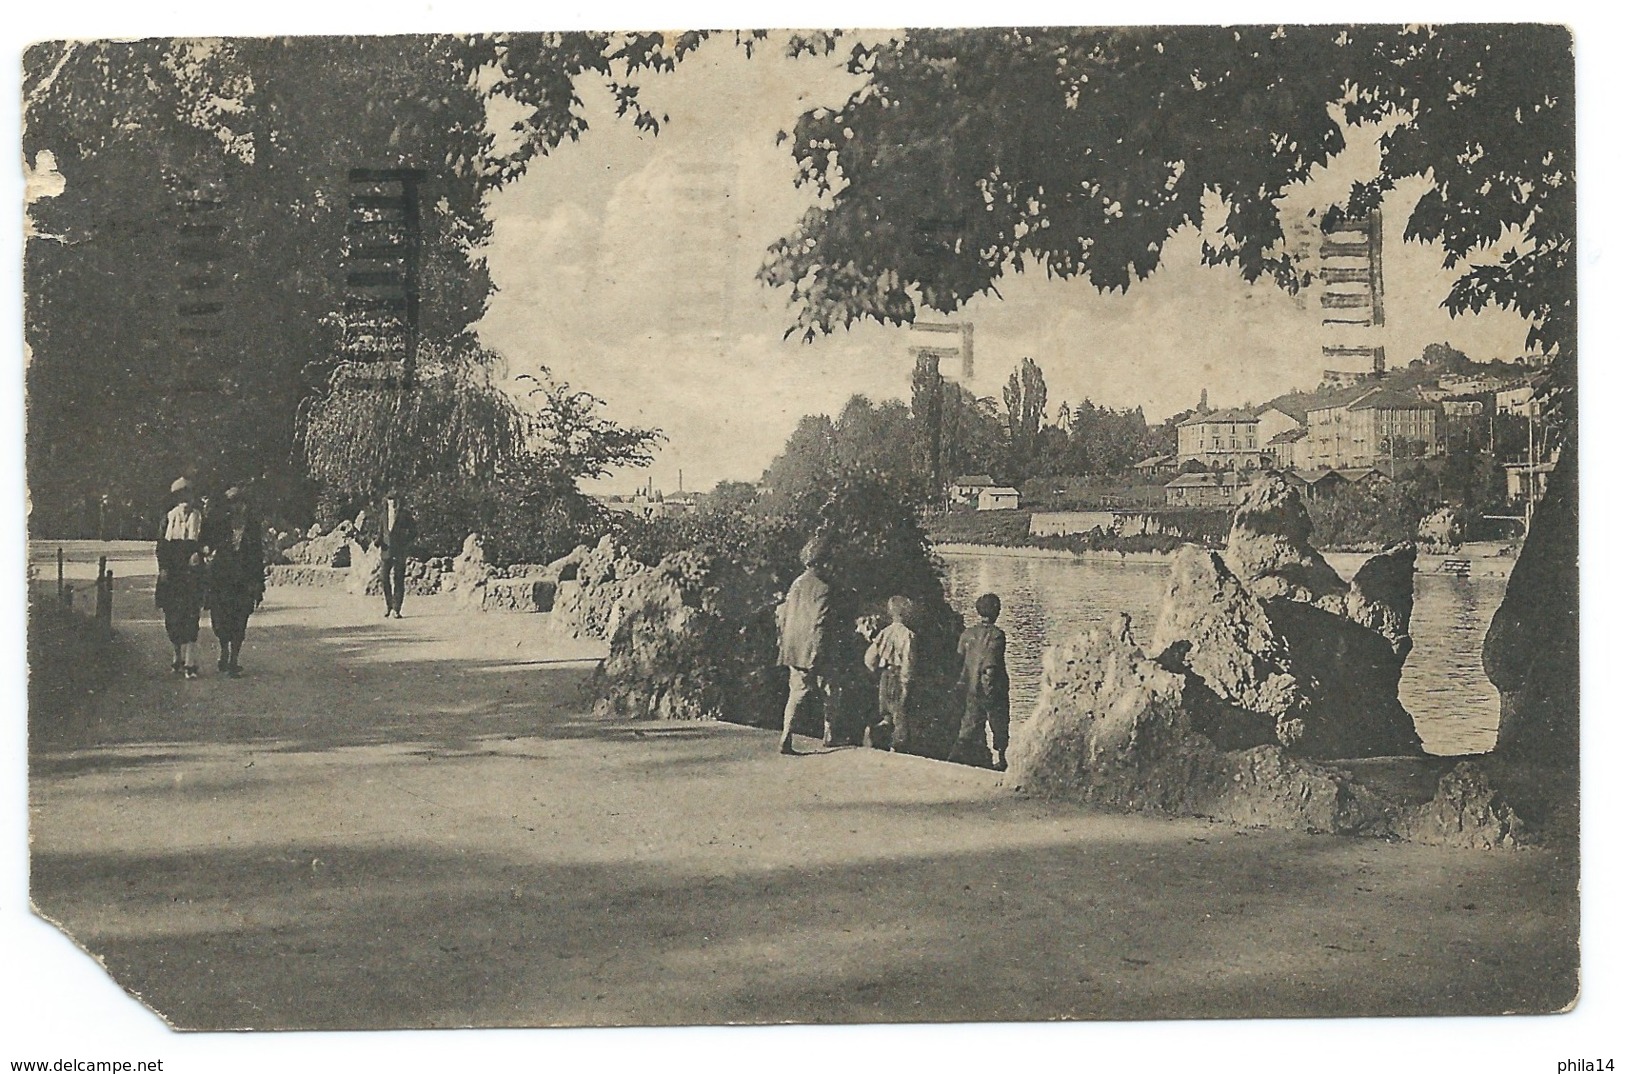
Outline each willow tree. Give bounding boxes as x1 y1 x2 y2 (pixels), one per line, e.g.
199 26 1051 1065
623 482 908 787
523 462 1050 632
24 33 713 533
757 25 1576 766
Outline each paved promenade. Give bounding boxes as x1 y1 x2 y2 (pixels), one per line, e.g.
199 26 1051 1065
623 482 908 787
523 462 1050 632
24 558 1578 1029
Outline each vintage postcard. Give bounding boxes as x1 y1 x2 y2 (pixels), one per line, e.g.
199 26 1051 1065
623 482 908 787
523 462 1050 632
10 11 1606 1072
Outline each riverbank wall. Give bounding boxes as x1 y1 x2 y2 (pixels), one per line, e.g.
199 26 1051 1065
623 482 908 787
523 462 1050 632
937 539 1520 578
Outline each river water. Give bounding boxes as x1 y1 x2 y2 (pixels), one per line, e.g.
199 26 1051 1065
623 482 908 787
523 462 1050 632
939 550 1505 757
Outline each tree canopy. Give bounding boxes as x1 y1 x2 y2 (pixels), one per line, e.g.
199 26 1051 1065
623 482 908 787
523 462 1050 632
759 26 1574 361
23 33 704 535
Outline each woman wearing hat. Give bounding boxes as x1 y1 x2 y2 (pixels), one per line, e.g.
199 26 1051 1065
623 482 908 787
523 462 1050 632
202 485 264 677
155 478 205 679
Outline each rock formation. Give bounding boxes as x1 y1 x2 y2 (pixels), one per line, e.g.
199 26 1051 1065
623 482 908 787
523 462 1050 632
996 473 1568 845
1008 613 1547 846
551 535 643 641
1222 473 1348 607
1152 475 1423 759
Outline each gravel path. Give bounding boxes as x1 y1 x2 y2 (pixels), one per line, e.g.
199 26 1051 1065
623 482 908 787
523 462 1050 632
26 568 1578 1029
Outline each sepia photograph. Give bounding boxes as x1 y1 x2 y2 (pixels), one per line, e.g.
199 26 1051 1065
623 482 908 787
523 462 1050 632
6 3 1618 1071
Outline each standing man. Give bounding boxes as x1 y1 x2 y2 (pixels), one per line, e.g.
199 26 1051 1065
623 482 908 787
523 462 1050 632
377 488 417 619
775 535 836 755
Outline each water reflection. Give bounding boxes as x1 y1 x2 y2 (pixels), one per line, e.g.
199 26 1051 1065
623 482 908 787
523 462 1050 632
939 551 1505 757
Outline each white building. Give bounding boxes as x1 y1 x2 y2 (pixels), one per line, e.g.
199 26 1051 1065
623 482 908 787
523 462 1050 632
977 487 1021 511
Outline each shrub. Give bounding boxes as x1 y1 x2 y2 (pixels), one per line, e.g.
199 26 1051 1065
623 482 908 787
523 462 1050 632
408 467 610 566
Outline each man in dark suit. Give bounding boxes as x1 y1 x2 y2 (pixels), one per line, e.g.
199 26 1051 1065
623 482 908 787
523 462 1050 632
377 489 417 618
775 535 836 755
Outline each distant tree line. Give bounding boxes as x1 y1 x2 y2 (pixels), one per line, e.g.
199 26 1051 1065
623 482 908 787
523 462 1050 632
755 355 1174 510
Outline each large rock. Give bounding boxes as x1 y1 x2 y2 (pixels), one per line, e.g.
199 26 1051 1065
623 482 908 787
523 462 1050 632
441 532 495 608
1149 550 1299 735
1223 472 1348 608
1483 446 1578 768
481 577 555 613
1346 543 1417 658
552 536 644 640
1008 614 1201 807
1394 760 1530 850
1152 545 1421 759
1007 616 1388 835
345 540 382 597
284 521 354 568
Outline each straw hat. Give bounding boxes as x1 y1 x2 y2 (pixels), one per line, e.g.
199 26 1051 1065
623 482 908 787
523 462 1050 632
170 477 190 494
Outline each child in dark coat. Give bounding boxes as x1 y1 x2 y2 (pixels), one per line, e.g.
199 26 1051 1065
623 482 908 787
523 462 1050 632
952 593 1011 770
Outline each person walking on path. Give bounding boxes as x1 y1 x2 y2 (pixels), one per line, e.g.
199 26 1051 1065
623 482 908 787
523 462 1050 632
775 536 836 755
950 593 1011 770
865 595 919 753
376 489 417 619
155 478 205 679
202 486 264 677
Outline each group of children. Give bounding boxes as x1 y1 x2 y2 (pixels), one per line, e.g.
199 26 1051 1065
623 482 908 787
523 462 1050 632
862 590 1011 771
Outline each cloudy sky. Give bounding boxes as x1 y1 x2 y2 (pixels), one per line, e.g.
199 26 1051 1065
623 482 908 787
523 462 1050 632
475 33 1539 494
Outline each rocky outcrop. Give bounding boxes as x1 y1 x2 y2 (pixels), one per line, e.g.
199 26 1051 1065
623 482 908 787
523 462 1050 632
1008 614 1202 807
592 550 729 722
481 577 555 613
1150 545 1421 759
439 532 496 608
1394 760 1529 850
284 518 357 568
1008 615 1550 845
264 564 348 588
1151 476 1423 759
552 536 644 641
1008 616 1388 836
1346 543 1417 658
1222 472 1348 607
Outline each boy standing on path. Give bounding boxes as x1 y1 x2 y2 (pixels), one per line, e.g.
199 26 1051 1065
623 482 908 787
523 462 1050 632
952 593 1011 770
865 595 918 753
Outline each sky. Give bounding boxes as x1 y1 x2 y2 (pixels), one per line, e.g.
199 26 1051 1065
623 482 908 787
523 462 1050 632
475 32 1540 495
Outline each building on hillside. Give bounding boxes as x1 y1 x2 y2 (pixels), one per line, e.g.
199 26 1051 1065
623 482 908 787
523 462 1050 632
949 474 995 508
1320 368 1376 390
977 486 1021 511
1266 427 1308 470
1281 469 1347 499
1335 467 1390 490
1163 470 1250 507
1130 454 1177 477
1496 385 1539 417
1175 408 1264 469
1303 386 1442 470
1254 404 1304 446
1438 373 1511 395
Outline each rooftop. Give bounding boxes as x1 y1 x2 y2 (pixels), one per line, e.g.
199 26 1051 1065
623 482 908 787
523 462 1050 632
1166 471 1250 488
1177 407 1260 427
